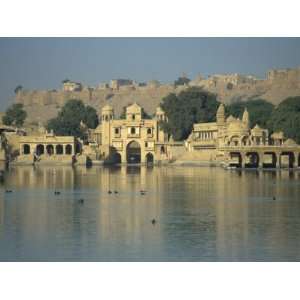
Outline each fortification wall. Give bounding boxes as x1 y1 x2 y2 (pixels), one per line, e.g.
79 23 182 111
17 85 186 124
14 67 300 125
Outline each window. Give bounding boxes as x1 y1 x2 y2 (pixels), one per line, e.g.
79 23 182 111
145 142 148 147
114 128 120 135
131 127 136 134
132 114 135 120
147 128 152 135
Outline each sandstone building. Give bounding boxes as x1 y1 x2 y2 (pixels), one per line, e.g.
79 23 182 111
91 103 168 163
186 103 300 168
62 80 83 92
15 131 78 165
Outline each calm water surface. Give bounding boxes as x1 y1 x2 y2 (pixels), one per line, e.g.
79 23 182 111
0 165 300 261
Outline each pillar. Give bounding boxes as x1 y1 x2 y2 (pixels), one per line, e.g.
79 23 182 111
241 153 247 168
121 150 126 164
276 153 281 168
291 152 296 169
258 153 264 168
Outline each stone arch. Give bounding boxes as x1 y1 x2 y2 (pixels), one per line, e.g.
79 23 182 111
36 144 44 155
280 152 295 168
113 152 121 164
229 135 240 147
56 144 64 155
146 152 154 164
241 136 249 146
46 144 54 155
65 144 73 155
245 152 259 168
126 140 141 163
23 144 30 155
229 152 242 168
75 142 82 154
263 152 277 168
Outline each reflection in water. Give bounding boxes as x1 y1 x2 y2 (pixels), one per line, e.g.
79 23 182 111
0 165 300 261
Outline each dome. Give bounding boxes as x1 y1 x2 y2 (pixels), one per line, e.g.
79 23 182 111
227 117 248 135
226 115 236 123
156 106 165 115
102 104 114 112
283 138 297 146
126 102 142 113
271 131 284 139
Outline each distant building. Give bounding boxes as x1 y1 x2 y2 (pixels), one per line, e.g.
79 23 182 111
62 80 82 92
109 79 134 89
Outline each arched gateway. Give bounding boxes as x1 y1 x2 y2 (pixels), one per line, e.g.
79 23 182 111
126 141 141 163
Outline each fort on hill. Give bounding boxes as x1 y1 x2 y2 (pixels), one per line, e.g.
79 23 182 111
14 67 300 125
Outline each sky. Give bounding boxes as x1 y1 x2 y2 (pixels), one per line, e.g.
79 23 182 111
0 37 300 110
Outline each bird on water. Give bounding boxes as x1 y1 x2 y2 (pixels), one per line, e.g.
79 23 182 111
78 198 84 204
108 190 112 194
54 191 61 195
151 219 156 225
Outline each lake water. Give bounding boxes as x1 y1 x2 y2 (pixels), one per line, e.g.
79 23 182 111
0 165 300 261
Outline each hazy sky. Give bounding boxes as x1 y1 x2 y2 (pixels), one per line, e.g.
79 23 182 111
1 37 300 110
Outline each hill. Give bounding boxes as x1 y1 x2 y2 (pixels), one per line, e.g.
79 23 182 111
14 67 300 124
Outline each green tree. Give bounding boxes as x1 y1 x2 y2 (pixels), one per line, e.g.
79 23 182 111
47 99 99 138
227 99 274 129
267 96 300 144
160 87 220 140
174 76 191 87
2 103 27 127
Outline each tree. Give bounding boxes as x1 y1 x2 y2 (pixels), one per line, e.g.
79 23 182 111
160 87 220 140
2 103 27 127
14 85 23 94
267 96 300 144
174 76 191 87
47 99 99 138
227 99 274 129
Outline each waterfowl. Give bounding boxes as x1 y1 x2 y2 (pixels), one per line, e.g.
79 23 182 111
114 190 118 194
54 191 61 195
151 219 156 225
273 196 276 201
5 190 12 193
108 190 112 194
78 198 84 204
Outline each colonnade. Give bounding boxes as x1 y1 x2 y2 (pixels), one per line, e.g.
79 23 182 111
228 150 300 168
20 143 75 156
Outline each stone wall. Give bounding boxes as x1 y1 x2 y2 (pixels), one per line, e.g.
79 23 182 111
15 67 300 125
